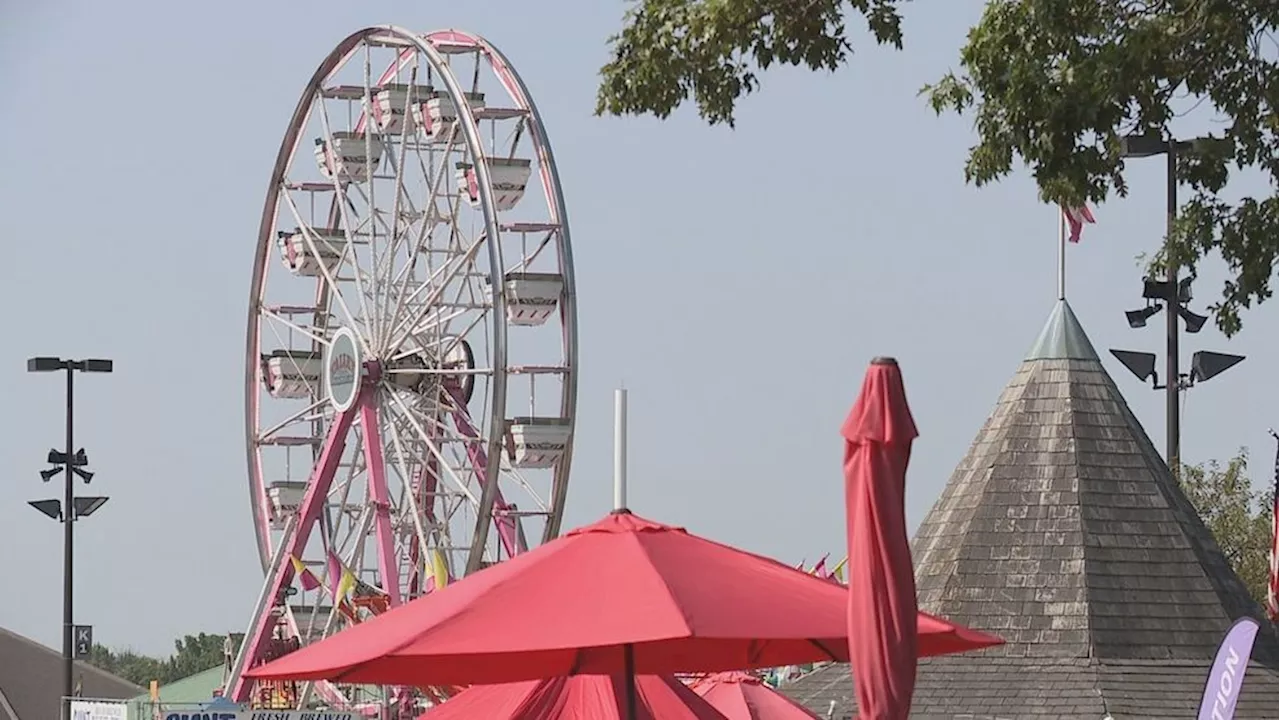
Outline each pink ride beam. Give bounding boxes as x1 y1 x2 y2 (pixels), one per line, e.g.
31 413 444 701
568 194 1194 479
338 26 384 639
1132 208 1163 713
229 399 361 702
446 384 519 558
360 393 402 607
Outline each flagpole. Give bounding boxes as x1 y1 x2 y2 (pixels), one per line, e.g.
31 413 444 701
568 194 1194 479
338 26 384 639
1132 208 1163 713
1057 207 1067 301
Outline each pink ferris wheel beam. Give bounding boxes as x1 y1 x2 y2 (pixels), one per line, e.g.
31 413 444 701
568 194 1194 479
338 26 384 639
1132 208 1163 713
228 402 359 702
360 397 402 607
408 450 443 596
445 385 518 558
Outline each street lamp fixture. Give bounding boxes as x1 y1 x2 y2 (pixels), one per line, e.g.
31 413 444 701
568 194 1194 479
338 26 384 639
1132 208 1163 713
26 355 114 720
28 496 111 521
28 499 63 521
1109 348 1245 390
27 357 114 374
72 496 110 518
1190 351 1245 384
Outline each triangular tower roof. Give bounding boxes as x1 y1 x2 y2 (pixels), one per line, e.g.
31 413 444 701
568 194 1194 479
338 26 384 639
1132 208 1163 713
788 300 1277 719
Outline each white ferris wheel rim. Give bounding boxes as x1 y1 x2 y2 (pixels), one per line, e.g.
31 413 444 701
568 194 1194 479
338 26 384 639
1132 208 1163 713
242 24 579 593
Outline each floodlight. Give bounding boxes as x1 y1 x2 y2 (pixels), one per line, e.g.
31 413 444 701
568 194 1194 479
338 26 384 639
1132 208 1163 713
82 359 113 373
1190 351 1245 383
1110 349 1158 383
28 499 62 520
72 496 109 518
1120 134 1169 159
27 357 66 372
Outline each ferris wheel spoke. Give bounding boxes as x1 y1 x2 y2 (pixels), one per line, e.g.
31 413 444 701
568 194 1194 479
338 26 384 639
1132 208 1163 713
261 306 334 349
384 232 487 352
385 388 480 507
371 67 425 349
280 191 368 349
257 399 328 444
379 131 464 350
384 401 442 582
314 98 377 346
439 384 518 559
359 41 383 335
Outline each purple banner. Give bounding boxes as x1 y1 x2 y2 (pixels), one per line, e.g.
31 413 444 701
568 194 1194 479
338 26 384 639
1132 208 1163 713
1197 617 1260 720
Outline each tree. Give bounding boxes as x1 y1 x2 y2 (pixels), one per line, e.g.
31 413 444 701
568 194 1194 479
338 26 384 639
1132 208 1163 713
595 0 904 127
924 1 1277 337
1179 449 1274 608
167 632 234 681
85 633 237 687
595 1 1277 335
85 644 166 687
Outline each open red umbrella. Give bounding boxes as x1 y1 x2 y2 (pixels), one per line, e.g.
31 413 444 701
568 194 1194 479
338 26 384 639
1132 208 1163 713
692 672 819 720
843 357 926 719
246 510 1000 690
419 674 726 720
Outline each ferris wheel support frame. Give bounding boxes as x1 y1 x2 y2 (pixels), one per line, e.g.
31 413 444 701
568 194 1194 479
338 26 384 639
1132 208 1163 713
229 397 360 701
233 24 580 708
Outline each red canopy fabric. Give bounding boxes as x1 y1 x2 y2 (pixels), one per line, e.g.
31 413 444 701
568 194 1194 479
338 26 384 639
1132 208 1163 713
419 674 725 720
842 357 923 720
692 672 819 720
246 510 1000 687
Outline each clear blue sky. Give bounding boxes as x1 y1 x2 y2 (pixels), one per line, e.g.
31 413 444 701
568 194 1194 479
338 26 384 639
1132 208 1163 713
2 1 1275 658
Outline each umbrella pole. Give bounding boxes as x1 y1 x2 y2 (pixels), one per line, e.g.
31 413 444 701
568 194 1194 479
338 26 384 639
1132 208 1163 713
623 643 638 720
614 387 628 512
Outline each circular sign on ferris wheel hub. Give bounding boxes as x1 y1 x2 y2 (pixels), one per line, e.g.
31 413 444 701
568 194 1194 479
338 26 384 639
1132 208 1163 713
325 327 362 412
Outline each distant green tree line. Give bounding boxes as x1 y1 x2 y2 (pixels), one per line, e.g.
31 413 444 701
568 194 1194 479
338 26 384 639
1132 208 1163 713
87 632 240 687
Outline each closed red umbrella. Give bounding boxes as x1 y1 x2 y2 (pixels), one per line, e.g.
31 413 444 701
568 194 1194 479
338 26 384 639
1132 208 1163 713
692 672 819 720
245 510 999 689
842 357 923 719
419 674 725 720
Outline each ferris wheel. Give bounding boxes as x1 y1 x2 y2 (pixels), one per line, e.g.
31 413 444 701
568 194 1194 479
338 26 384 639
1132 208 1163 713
226 26 578 710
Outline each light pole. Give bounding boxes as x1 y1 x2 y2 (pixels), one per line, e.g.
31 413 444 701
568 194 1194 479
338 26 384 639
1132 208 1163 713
26 356 113 720
1119 132 1221 475
1109 274 1245 464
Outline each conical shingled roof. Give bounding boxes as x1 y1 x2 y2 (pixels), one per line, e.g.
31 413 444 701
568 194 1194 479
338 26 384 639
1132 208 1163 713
786 300 1277 719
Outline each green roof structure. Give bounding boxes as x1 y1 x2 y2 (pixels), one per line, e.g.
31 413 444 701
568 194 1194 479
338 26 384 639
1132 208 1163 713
126 665 225 720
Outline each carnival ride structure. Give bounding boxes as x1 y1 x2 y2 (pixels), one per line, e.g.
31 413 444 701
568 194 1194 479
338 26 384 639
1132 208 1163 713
225 26 578 712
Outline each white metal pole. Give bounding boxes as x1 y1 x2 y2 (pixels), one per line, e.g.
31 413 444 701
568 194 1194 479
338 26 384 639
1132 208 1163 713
614 388 628 511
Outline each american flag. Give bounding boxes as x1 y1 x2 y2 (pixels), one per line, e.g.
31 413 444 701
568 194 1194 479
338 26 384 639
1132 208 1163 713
1061 204 1096 243
1268 430 1278 622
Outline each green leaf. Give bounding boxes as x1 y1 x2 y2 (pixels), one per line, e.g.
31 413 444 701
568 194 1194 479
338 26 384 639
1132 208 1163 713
595 0 905 127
